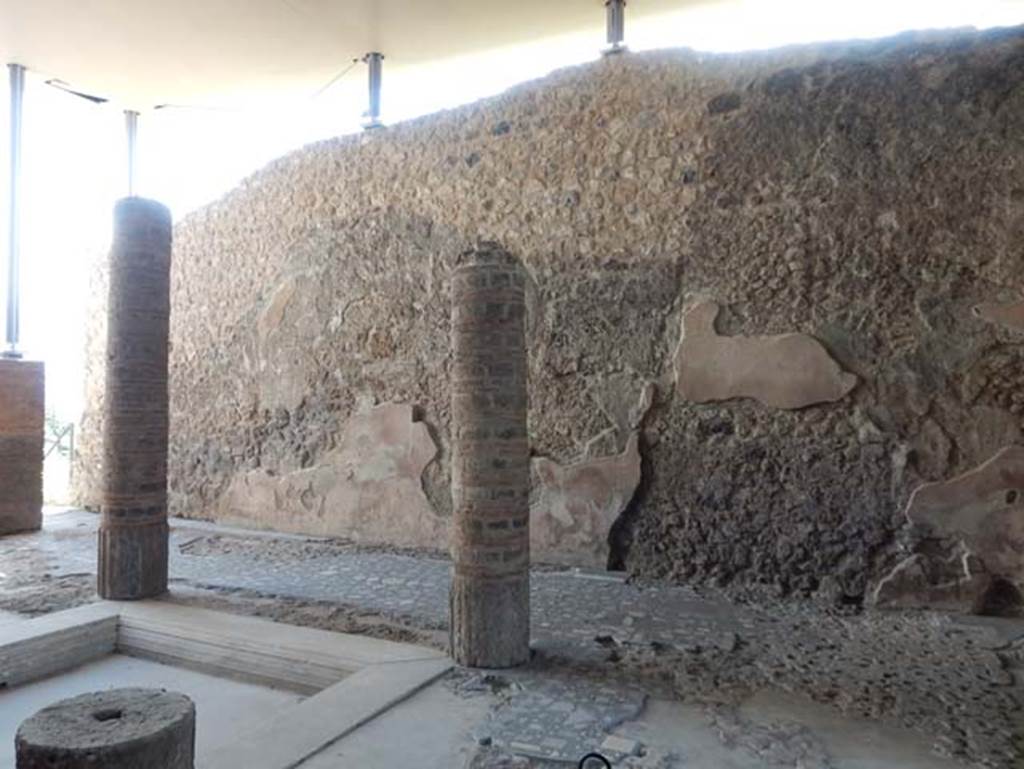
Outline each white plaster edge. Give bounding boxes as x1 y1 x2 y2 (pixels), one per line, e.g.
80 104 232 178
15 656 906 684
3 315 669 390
113 600 445 689
201 657 453 769
0 603 119 689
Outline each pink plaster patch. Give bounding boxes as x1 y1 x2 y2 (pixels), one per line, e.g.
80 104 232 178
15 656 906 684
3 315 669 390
674 300 856 410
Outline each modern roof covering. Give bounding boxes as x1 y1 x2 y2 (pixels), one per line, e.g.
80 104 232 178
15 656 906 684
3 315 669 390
0 0 705 110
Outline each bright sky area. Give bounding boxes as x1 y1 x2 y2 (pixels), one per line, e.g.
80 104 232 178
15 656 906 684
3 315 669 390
0 0 1022 434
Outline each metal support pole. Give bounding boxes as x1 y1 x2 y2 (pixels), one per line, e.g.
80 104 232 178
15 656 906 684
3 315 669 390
125 110 139 197
362 52 384 130
604 0 627 55
4 63 25 358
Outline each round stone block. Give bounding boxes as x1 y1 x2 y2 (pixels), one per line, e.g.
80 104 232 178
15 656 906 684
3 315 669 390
15 688 195 769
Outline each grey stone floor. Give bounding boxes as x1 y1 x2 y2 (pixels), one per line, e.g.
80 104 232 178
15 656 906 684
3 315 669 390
13 509 750 647
2 509 1023 768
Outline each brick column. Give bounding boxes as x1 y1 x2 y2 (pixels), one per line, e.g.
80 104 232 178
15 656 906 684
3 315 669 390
0 359 43 534
449 242 530 668
98 198 172 600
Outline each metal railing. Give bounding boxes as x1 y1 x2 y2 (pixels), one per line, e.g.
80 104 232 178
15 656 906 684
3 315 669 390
44 422 74 460
43 421 75 490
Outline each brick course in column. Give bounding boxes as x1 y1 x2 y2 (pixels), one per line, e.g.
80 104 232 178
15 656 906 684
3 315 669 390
98 197 172 600
0 359 43 534
449 242 530 668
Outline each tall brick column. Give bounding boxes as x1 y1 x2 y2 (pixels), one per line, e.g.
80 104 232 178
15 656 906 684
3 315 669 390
98 198 172 600
449 242 530 668
0 359 43 534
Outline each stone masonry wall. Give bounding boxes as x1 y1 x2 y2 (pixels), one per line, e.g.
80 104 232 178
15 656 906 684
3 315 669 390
75 27 1024 603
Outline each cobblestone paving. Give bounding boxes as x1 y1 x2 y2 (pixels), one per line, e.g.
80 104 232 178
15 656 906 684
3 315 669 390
5 510 748 647
452 671 648 764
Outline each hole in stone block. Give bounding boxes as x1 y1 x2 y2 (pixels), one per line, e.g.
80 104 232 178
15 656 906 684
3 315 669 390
1006 489 1019 505
92 708 124 722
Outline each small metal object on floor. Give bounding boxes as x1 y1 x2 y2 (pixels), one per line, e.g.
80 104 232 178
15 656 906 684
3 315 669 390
15 687 195 768
580 753 612 768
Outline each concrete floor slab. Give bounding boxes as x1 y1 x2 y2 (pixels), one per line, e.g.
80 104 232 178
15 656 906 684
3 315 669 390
736 690 960 769
209 657 452 769
613 694 959 769
300 675 491 769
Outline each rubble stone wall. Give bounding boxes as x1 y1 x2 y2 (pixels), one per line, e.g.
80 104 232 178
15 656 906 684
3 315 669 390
74 27 1024 601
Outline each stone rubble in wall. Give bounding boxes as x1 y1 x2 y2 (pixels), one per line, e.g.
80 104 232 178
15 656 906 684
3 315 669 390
71 26 1024 599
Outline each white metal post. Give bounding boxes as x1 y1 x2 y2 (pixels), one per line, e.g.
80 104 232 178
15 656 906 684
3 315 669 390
604 0 627 55
4 63 25 358
362 52 384 130
125 110 139 196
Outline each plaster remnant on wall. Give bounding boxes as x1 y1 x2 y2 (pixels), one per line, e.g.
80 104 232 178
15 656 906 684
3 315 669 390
255 272 325 412
874 445 1024 612
906 445 1024 578
973 299 1024 332
218 402 446 548
585 374 656 457
673 300 857 410
873 551 991 614
531 433 642 568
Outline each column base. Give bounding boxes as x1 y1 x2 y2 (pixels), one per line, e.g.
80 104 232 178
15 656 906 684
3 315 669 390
449 572 530 668
97 520 169 600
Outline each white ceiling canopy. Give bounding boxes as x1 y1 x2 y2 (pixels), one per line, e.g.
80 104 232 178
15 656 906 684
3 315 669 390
0 0 707 110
